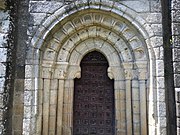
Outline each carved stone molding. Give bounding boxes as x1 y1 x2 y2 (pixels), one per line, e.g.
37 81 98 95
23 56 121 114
108 66 124 80
67 65 81 79
54 62 68 79
108 67 114 79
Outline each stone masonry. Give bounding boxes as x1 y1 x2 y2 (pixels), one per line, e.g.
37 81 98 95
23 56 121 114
0 1 10 134
0 0 178 135
172 0 180 134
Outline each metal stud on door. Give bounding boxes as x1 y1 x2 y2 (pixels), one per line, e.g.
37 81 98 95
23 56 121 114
73 51 115 135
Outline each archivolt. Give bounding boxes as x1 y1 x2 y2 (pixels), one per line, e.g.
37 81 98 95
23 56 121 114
30 1 154 51
42 10 148 66
24 1 160 135
39 9 149 135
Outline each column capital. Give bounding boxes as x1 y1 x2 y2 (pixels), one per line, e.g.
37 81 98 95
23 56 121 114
125 69 139 80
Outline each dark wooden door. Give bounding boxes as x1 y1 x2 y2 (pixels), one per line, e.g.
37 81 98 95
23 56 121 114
73 51 115 135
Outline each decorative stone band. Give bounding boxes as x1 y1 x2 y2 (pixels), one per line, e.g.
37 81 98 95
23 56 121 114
23 1 165 135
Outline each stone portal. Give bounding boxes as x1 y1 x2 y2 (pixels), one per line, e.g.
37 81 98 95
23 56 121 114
73 51 115 135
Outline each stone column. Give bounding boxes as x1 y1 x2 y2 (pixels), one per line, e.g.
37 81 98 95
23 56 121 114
61 65 80 135
131 70 141 135
136 62 148 135
124 63 133 135
49 78 58 135
57 79 65 135
55 63 68 135
108 66 126 134
42 67 52 135
125 72 132 135
139 79 147 135
62 79 73 135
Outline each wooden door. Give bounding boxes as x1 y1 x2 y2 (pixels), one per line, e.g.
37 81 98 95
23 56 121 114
73 51 115 135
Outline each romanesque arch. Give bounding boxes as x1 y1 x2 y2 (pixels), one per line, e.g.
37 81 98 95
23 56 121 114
23 1 165 135
73 51 115 135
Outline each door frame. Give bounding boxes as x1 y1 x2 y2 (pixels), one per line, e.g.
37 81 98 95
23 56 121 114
73 51 115 135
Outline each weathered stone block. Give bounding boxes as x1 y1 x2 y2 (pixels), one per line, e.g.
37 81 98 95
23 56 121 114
172 23 180 35
23 118 31 133
29 13 47 26
144 13 162 23
172 0 180 9
0 48 7 62
0 16 9 33
13 116 23 130
0 94 3 108
172 35 180 47
120 1 149 12
173 48 180 61
24 90 33 106
14 131 23 135
174 62 180 74
176 91 180 102
153 47 160 60
158 102 166 117
159 117 167 127
156 60 164 77
29 1 63 14
0 78 4 89
172 10 180 23
24 106 31 118
13 91 24 106
0 109 3 120
0 33 8 47
177 103 180 117
151 24 162 36
175 74 180 87
157 89 165 102
150 1 161 12
14 104 24 115
157 77 165 89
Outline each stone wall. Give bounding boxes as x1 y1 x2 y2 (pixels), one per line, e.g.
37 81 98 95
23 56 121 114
172 0 180 134
0 0 178 134
0 1 10 134
24 0 166 135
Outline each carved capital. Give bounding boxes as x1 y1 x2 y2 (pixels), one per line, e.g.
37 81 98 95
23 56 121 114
108 66 124 80
74 71 81 79
138 69 147 80
67 65 81 79
54 62 68 79
42 67 52 79
135 61 148 69
58 69 66 79
108 67 114 79
132 70 139 79
125 70 132 80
